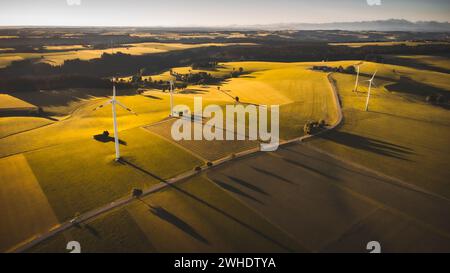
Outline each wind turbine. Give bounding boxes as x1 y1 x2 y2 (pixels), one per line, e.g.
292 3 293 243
353 64 360 92
364 70 377 112
94 79 137 161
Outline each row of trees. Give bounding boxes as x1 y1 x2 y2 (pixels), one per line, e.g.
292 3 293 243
0 75 132 92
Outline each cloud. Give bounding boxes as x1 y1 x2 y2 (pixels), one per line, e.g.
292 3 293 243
66 0 82 6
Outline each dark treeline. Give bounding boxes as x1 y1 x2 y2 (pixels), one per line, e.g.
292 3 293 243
0 75 131 92
1 43 449 92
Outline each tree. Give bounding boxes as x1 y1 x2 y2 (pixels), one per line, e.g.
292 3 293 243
344 66 356 74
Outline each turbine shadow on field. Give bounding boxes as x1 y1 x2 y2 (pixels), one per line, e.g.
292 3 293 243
385 76 449 100
320 131 414 161
226 175 270 196
250 166 295 185
178 89 208 94
382 56 450 74
83 224 101 238
119 158 296 252
138 199 209 245
143 94 163 100
93 134 127 145
281 157 340 181
211 178 265 205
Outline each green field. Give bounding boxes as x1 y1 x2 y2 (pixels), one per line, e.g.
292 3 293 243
0 154 59 252
31 176 304 253
394 55 450 71
0 117 53 139
0 94 37 110
0 42 255 68
2 58 450 252
310 61 450 198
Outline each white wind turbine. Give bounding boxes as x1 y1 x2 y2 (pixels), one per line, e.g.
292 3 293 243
364 70 377 112
94 79 137 161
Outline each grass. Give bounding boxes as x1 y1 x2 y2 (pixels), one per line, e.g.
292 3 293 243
24 127 202 221
142 61 338 140
29 209 154 253
126 175 304 252
0 117 54 138
0 42 255 67
0 94 176 157
43 45 87 51
0 154 59 252
309 62 450 198
4 59 450 252
30 175 304 252
145 118 259 161
0 94 37 110
394 55 450 71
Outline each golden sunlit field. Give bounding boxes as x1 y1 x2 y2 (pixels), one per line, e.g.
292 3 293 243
309 60 450 198
0 61 339 252
1 56 450 253
0 42 255 67
0 154 59 252
0 94 37 110
30 176 304 253
2 0 450 257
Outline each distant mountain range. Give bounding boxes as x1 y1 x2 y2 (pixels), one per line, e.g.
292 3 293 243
236 19 450 32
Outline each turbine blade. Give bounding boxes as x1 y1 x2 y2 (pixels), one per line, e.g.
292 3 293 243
370 70 378 81
93 100 112 111
116 100 138 115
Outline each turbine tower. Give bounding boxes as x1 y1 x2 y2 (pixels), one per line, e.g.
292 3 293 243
364 70 377 112
94 79 137 161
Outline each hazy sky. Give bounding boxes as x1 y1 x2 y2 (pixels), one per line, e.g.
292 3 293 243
0 0 449 26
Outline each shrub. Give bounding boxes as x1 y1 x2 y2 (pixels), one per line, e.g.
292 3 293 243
131 188 143 198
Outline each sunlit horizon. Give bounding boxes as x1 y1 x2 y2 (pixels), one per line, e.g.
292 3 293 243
0 0 449 27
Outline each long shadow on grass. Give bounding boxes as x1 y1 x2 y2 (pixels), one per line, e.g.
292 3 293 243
226 175 269 196
385 76 449 105
138 199 209 245
281 157 341 181
319 130 414 161
250 166 296 185
211 179 265 205
143 95 163 100
119 158 296 252
93 134 127 145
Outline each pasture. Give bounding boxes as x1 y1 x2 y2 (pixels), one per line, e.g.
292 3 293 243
310 61 450 198
31 176 304 253
1 58 449 252
0 154 59 252
0 42 255 67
